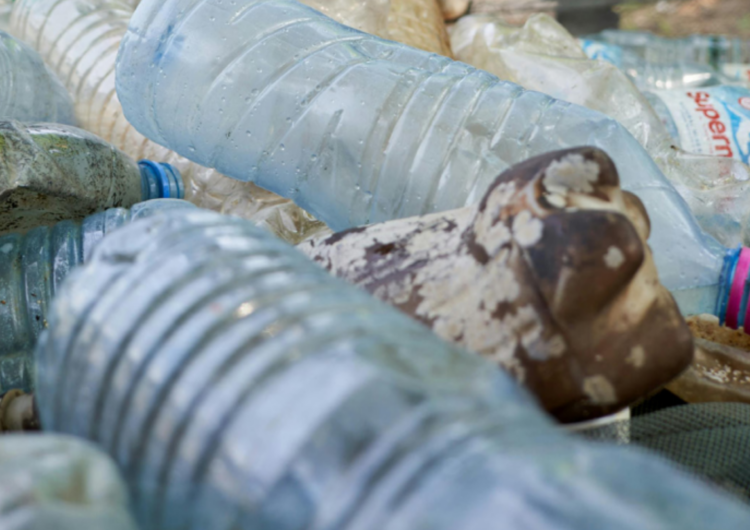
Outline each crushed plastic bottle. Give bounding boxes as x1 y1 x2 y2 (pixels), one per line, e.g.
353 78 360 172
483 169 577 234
0 198 194 392
0 120 183 235
301 147 694 422
9 0 327 245
0 31 74 124
0 434 137 530
116 0 750 313
35 208 750 530
449 13 750 248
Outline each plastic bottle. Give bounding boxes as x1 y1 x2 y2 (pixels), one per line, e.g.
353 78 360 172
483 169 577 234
0 30 74 124
9 0 327 245
448 14 750 248
580 31 748 90
35 209 750 530
589 29 750 83
0 198 193 392
0 434 137 530
0 120 183 236
116 0 750 321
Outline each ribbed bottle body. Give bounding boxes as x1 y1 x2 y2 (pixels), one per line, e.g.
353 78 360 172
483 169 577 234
0 198 193 391
116 0 726 303
0 434 138 530
0 30 74 124
35 209 750 530
9 0 327 244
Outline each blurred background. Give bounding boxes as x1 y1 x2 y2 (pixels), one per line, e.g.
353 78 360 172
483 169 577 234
463 0 750 36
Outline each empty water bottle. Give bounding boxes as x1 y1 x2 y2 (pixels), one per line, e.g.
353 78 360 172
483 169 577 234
35 208 750 530
0 30 74 124
9 0 327 244
579 32 743 90
449 14 750 247
644 85 750 164
0 198 193 392
0 120 183 236
116 0 750 317
0 434 137 530
588 29 750 83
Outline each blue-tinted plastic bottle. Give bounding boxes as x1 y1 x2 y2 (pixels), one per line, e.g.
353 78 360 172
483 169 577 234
114 0 750 327
0 199 194 391
36 209 750 530
0 30 74 124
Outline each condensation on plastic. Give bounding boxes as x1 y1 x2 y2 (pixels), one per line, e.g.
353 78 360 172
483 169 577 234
35 209 750 530
9 0 327 245
0 199 194 393
0 30 74 124
116 0 732 317
0 434 137 530
449 13 750 249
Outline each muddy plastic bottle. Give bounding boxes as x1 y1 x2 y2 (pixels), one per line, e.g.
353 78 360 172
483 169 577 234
35 209 750 530
9 0 326 244
0 434 137 530
0 199 193 392
0 30 74 124
0 120 183 236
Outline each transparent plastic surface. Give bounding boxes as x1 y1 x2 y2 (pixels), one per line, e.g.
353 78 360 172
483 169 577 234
116 0 730 316
0 199 194 392
0 31 73 124
595 29 750 71
449 14 750 249
0 434 137 530
0 120 180 236
35 209 750 530
9 0 327 244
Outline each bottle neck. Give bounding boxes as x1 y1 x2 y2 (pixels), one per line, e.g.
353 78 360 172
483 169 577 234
717 246 750 330
139 160 185 200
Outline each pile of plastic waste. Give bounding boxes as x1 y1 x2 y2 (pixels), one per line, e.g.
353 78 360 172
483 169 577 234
1 0 750 527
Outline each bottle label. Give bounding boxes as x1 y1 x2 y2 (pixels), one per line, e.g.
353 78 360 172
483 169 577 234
578 38 623 68
647 86 750 164
721 63 750 84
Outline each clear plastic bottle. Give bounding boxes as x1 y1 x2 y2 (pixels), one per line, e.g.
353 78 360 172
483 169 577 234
0 120 183 235
0 198 193 392
581 31 749 90
643 85 750 165
0 30 74 124
448 14 750 248
35 209 750 530
0 434 137 530
592 29 750 81
117 0 749 321
9 0 327 244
